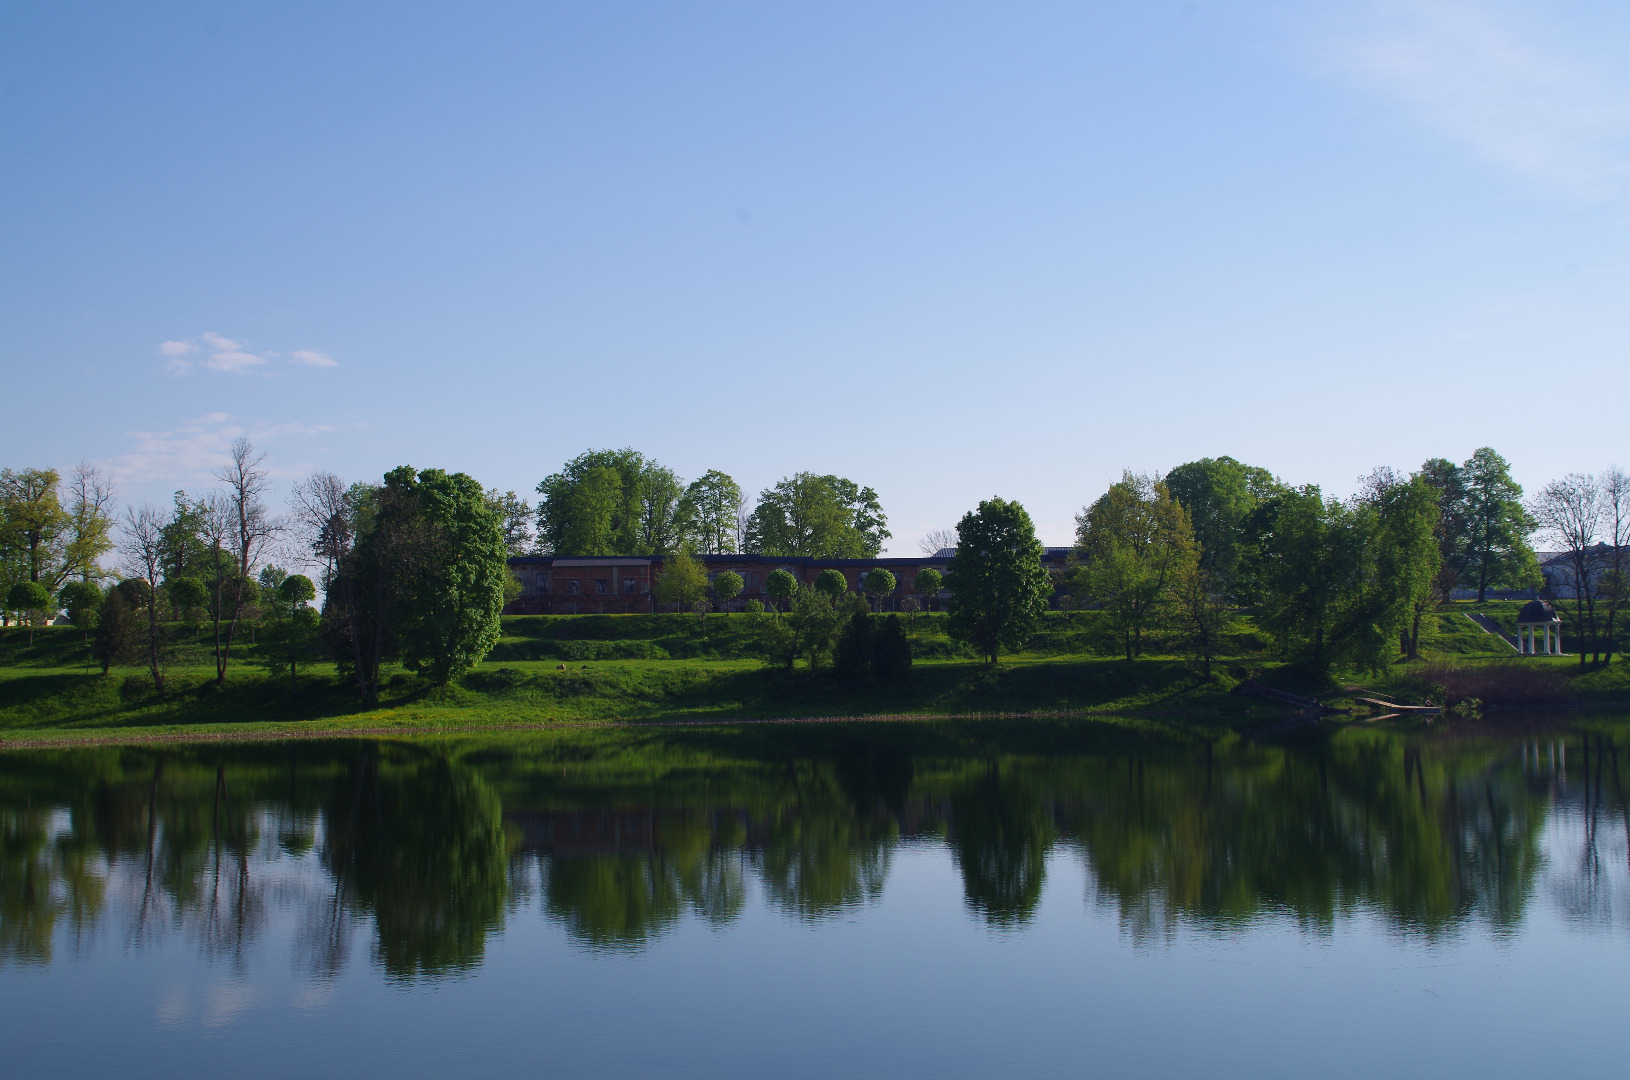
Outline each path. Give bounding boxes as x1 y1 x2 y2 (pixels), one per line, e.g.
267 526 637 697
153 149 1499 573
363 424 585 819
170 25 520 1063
1465 612 1519 651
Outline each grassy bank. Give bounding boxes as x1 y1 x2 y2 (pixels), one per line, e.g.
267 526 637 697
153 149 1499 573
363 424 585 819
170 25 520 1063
2 602 1626 744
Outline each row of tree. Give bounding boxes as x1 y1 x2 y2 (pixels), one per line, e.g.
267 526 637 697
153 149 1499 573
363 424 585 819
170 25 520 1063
5 442 1625 683
516 449 890 559
1056 448 1629 673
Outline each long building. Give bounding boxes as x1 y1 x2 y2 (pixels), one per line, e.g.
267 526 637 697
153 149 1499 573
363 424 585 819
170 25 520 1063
503 548 1074 615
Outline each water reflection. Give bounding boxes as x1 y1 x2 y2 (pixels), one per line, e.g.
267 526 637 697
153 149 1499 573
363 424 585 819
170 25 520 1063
1 719 1627 977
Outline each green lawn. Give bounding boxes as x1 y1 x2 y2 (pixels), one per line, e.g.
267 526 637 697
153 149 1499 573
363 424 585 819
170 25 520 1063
3 605 1628 745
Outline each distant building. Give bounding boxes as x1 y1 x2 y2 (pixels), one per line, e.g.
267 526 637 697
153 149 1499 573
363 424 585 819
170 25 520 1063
1537 545 1626 601
504 548 1076 615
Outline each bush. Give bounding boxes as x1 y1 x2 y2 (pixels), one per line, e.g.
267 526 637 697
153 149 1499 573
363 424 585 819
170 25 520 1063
872 614 912 678
834 612 873 678
1415 662 1575 707
743 599 765 614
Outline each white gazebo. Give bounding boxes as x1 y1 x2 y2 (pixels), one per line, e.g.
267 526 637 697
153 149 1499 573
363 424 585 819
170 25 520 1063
1515 599 1562 656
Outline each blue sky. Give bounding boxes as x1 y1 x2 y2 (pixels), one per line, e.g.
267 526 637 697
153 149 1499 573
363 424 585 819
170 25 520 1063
3 0 1628 550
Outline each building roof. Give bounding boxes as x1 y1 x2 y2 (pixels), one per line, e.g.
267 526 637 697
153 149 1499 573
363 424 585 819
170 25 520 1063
1517 599 1559 623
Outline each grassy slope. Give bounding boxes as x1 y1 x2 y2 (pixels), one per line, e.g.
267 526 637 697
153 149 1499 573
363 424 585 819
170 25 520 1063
3 604 1626 743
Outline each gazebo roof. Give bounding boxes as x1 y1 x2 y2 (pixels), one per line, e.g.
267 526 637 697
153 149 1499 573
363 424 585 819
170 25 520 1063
1516 599 1559 624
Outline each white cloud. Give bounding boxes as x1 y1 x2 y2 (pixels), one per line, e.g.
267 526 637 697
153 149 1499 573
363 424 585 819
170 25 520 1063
1319 0 1630 197
107 413 337 485
202 349 268 372
158 333 338 374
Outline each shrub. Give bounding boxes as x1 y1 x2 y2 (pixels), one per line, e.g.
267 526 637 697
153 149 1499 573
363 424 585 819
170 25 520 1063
872 613 912 678
834 611 874 678
743 599 765 614
1416 662 1575 707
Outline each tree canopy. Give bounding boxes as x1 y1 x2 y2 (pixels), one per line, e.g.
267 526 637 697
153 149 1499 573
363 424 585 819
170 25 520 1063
1073 472 1197 661
324 466 508 697
744 473 889 559
946 498 1051 664
534 449 686 556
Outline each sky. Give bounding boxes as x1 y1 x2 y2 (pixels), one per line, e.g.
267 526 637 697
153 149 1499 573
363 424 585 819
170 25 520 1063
3 0 1628 551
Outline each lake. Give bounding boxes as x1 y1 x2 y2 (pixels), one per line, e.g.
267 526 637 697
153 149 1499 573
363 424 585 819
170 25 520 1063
1 716 1626 1079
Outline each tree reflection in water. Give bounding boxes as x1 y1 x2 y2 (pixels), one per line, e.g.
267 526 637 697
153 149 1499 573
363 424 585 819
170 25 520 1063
1 720 1627 975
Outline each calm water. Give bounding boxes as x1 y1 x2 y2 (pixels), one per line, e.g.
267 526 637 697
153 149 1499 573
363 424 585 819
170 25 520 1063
2 717 1628 1079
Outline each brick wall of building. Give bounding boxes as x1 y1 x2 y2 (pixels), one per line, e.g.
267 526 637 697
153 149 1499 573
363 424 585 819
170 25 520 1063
504 550 1073 615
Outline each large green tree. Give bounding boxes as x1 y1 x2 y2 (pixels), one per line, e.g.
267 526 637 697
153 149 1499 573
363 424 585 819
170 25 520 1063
946 498 1051 664
1162 456 1280 598
484 489 534 556
1364 472 1443 660
1250 483 1431 673
324 466 508 698
678 470 743 554
534 449 686 556
1457 448 1537 601
0 464 115 603
744 473 889 558
1073 472 1197 661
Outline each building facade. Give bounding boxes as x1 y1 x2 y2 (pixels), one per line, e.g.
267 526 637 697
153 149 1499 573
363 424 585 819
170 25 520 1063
503 548 1075 615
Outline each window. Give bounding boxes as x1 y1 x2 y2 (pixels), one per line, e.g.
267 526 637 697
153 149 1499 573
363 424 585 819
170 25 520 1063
623 578 637 594
534 574 550 594
596 579 608 595
567 579 580 596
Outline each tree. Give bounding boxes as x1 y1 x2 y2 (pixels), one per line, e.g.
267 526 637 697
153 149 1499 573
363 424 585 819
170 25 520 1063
1074 472 1197 661
1597 466 1630 665
290 471 357 592
0 468 69 593
1249 486 1418 673
946 498 1052 664
397 469 509 684
814 568 848 600
1356 470 1444 659
1168 562 1236 680
863 567 896 612
534 449 686 555
159 491 211 586
484 489 534 556
262 574 320 700
765 569 798 613
62 464 116 586
678 470 743 554
118 505 169 693
756 586 847 670
918 528 956 556
324 466 508 699
913 567 943 612
1163 457 1279 599
744 473 890 558
1418 457 1470 617
201 439 280 685
872 614 912 678
92 583 139 674
654 549 709 628
1531 473 1603 668
834 611 874 677
7 581 51 644
166 576 209 639
712 570 743 612
58 580 103 645
1460 448 1537 601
